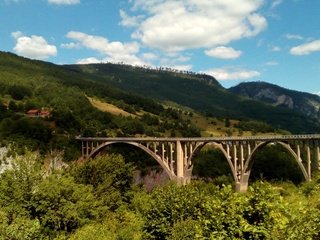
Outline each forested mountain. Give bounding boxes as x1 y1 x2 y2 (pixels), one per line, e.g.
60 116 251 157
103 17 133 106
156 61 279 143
1 50 319 149
66 63 320 133
229 81 320 120
2 52 320 239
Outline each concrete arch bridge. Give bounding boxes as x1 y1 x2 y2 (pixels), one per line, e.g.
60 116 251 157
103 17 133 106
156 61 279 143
76 135 320 192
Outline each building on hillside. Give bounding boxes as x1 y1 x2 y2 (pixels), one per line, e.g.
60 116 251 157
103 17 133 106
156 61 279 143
39 108 51 118
26 108 51 118
27 109 39 117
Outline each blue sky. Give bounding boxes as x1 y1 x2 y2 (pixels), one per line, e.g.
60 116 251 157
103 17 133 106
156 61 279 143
0 0 319 94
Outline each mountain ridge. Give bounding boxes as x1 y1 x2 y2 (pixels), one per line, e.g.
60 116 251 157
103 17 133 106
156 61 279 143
229 81 320 120
0 51 319 135
66 62 320 133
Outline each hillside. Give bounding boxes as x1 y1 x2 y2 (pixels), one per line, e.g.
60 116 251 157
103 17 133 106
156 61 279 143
66 63 320 133
0 51 228 159
1 50 320 159
229 81 320 120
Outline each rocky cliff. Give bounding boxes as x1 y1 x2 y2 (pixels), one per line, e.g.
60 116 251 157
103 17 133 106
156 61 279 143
229 81 320 121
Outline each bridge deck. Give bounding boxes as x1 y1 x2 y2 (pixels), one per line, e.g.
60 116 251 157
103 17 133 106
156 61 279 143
76 134 320 142
76 134 320 192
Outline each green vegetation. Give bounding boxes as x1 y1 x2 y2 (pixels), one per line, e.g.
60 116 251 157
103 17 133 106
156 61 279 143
229 81 320 120
192 144 305 185
0 51 202 159
1 51 320 239
1 51 319 161
68 62 320 133
1 151 320 239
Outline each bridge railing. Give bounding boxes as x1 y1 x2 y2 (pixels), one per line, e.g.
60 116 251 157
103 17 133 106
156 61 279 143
76 134 320 142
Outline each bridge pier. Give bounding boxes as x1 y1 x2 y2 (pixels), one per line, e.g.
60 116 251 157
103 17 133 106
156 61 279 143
77 135 320 192
176 140 192 185
176 176 191 185
317 146 320 170
176 141 184 179
235 173 250 193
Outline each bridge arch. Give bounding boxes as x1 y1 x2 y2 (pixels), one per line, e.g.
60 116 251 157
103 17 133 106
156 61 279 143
188 141 238 182
77 135 320 192
243 141 309 181
87 141 176 180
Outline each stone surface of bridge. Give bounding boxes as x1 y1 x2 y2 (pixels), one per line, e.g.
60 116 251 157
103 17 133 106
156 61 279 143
77 135 320 192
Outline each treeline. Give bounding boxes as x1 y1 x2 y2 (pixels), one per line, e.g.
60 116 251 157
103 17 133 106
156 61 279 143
0 51 204 158
0 100 201 160
66 61 219 83
68 60 320 134
1 151 320 239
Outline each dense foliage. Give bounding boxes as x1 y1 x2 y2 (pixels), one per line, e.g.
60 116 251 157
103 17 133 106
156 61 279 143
1 51 319 155
0 52 202 159
1 151 320 239
68 62 320 133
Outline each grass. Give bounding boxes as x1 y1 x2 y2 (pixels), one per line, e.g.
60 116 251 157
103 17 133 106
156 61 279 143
88 96 279 138
87 97 136 117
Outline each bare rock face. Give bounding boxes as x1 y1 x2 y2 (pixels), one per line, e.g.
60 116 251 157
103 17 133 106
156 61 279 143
253 88 294 108
0 146 13 174
229 82 320 121
276 95 294 108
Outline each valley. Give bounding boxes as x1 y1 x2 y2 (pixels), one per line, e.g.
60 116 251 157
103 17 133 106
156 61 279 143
0 51 320 239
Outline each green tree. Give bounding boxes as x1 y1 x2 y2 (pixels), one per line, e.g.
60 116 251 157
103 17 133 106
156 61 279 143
0 211 42 240
0 151 43 218
224 118 230 127
72 154 135 210
193 148 232 181
250 144 304 184
142 183 212 239
8 85 32 100
168 218 202 240
69 210 144 240
31 174 99 234
52 109 81 132
8 100 18 112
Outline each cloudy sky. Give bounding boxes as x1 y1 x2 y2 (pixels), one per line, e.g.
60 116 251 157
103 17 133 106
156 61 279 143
1 0 319 94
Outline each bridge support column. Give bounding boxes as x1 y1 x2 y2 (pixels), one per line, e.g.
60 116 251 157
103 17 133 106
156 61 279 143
176 141 186 184
317 146 320 171
307 146 311 181
235 173 250 193
86 141 89 158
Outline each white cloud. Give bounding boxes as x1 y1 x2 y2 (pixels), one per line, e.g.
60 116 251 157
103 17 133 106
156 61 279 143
245 13 267 37
169 64 193 71
12 32 57 60
204 68 260 81
142 52 158 61
270 46 281 52
129 0 267 52
159 53 193 70
290 40 320 55
205 46 242 59
11 31 23 39
264 61 279 66
119 10 143 27
270 0 283 9
60 42 80 49
64 31 147 65
156 63 192 71
285 34 304 40
48 0 80 5
76 57 100 64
